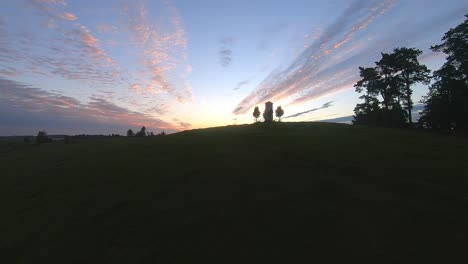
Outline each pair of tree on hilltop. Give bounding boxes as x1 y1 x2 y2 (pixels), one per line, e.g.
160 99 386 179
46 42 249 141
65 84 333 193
253 105 284 122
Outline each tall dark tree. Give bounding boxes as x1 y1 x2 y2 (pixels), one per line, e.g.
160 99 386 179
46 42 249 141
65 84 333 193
375 54 401 110
253 106 260 122
391 48 431 124
275 106 284 122
421 14 468 130
353 63 406 127
127 129 134 137
353 48 424 127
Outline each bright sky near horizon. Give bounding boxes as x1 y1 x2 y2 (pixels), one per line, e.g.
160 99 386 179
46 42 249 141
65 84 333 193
1 0 467 135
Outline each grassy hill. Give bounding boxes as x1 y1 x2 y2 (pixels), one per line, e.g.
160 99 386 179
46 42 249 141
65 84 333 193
1 122 467 263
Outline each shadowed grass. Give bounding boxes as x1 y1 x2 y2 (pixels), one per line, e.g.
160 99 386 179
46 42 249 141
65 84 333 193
1 122 467 263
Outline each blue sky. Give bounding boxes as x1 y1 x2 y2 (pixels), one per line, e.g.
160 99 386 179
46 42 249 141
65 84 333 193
0 0 467 135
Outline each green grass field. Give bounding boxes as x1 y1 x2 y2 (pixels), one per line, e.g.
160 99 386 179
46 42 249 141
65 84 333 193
1 122 467 263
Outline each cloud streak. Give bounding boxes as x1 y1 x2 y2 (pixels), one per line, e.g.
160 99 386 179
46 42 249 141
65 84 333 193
1 0 194 130
0 0 124 88
284 101 333 119
233 0 397 114
61 12 77 20
125 0 192 101
233 80 249 90
219 37 235 67
0 78 177 135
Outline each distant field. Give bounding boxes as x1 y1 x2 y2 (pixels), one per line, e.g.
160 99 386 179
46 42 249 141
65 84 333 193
1 122 467 263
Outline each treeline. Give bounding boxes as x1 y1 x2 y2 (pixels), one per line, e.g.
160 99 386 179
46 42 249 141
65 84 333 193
126 126 166 137
353 14 467 132
32 126 166 144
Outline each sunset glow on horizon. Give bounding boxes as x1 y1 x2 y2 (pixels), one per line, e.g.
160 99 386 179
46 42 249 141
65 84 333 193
1 0 467 135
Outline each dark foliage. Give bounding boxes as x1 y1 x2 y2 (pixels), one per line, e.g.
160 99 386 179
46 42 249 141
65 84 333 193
35 130 52 144
420 14 468 131
135 126 147 137
275 106 284 122
353 47 429 127
252 106 260 122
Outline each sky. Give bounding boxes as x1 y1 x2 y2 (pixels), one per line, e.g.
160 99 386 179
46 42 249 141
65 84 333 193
0 0 467 135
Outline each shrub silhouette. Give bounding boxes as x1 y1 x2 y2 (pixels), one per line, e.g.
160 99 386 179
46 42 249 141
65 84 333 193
275 106 284 122
135 126 147 137
36 131 52 144
253 106 260 122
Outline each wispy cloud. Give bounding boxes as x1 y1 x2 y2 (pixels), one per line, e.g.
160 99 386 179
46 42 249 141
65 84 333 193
60 12 77 20
233 0 397 114
0 67 21 77
220 48 233 67
1 1 191 134
172 118 192 130
233 1 468 116
219 37 235 67
0 78 177 135
233 80 249 90
284 101 333 119
124 0 192 101
76 25 115 65
0 0 123 88
316 115 353 124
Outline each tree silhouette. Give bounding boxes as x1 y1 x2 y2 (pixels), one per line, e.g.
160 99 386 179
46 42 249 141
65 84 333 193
36 130 51 143
353 48 428 127
353 64 405 126
421 14 468 130
127 129 134 137
253 106 260 122
275 106 284 122
391 48 431 124
374 54 402 111
136 126 147 137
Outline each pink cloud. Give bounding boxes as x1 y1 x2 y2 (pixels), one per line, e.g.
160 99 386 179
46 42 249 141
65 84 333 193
0 78 179 132
130 83 141 90
77 25 115 65
233 0 397 115
2 0 192 130
61 12 77 21
2 0 124 88
125 0 192 101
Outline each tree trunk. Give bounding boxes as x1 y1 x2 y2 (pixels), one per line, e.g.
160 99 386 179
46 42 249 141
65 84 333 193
406 79 412 125
407 102 412 124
